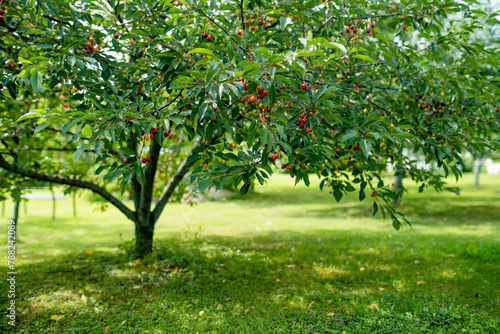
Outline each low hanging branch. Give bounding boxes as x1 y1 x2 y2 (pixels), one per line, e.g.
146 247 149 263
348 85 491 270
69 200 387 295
0 153 136 222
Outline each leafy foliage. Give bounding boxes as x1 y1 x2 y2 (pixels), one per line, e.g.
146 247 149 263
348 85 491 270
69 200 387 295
1 0 499 229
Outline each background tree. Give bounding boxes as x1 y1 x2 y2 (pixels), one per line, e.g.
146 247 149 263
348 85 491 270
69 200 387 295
1 0 499 257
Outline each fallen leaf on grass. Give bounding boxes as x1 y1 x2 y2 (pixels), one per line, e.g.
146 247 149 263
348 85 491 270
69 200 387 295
447 254 456 257
199 311 204 317
414 260 421 264
86 250 93 255
327 312 335 316
360 267 365 271
81 294 87 305
50 315 64 321
417 281 425 285
369 303 379 309
135 259 142 265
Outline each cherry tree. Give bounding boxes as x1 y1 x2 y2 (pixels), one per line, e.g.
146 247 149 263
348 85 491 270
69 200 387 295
1 0 499 256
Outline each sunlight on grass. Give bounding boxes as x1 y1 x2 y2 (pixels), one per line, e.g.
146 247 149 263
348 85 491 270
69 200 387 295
1 173 499 333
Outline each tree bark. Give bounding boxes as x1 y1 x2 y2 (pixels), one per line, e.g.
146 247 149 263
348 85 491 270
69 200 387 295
135 219 154 257
473 158 484 187
392 164 404 205
12 196 20 225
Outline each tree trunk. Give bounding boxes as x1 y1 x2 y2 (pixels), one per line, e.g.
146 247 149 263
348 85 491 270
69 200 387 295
473 158 483 187
135 222 154 258
12 196 20 225
392 162 404 205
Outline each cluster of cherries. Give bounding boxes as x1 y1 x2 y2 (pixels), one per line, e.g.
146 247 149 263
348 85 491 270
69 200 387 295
200 32 213 41
339 21 376 38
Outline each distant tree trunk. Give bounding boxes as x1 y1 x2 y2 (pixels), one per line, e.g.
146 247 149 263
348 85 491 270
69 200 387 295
73 192 77 218
12 196 20 225
392 151 404 205
50 186 56 221
473 158 484 187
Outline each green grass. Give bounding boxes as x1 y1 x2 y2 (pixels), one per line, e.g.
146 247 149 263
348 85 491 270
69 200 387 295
1 173 499 333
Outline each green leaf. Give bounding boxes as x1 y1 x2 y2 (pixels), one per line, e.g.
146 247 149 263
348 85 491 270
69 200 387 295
360 140 372 157
187 48 217 58
16 110 45 122
82 124 92 137
30 71 44 94
352 54 377 63
74 144 88 162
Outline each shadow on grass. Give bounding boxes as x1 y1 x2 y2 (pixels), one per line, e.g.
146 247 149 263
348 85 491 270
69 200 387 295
2 229 499 333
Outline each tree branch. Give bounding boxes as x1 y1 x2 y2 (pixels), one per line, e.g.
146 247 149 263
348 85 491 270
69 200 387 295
152 136 202 223
41 15 71 27
138 138 161 225
0 153 136 222
127 136 142 213
199 12 250 58
239 0 246 31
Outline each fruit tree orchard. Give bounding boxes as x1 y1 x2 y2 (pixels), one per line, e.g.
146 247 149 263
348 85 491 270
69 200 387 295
1 0 499 257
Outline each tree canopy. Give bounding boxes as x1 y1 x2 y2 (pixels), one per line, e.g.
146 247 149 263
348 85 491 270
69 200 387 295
1 0 499 255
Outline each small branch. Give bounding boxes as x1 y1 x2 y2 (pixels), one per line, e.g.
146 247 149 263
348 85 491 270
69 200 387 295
157 88 184 113
41 15 71 27
200 12 250 58
0 153 136 222
239 0 246 31
318 12 414 32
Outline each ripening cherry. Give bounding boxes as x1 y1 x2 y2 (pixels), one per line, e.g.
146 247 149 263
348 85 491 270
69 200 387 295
207 35 212 41
371 23 376 28
301 83 307 90
168 133 173 139
203 163 208 169
114 33 119 39
391 6 396 11
233 13 237 17
282 164 287 169
371 192 375 197
213 106 217 111
495 108 499 112
64 103 69 108
288 165 293 170
142 158 147 163
146 156 152 162
136 91 140 96
59 95 65 101
250 14 255 19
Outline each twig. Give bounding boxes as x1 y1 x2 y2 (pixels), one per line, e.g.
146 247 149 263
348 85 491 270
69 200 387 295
41 15 71 27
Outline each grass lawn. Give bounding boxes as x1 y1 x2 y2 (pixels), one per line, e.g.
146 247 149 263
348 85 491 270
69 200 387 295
1 172 499 333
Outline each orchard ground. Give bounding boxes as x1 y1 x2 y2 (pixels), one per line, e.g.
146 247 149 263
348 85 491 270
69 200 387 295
1 173 499 333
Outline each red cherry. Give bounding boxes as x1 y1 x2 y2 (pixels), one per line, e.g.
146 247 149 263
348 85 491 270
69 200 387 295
146 156 152 162
213 107 217 111
336 149 340 155
136 91 140 96
321 116 325 121
207 35 212 41
114 34 119 39
282 164 287 169
371 192 375 197
168 133 173 139
150 134 155 140
495 108 499 112
142 158 147 163
301 83 307 90
288 165 293 170
64 103 69 108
